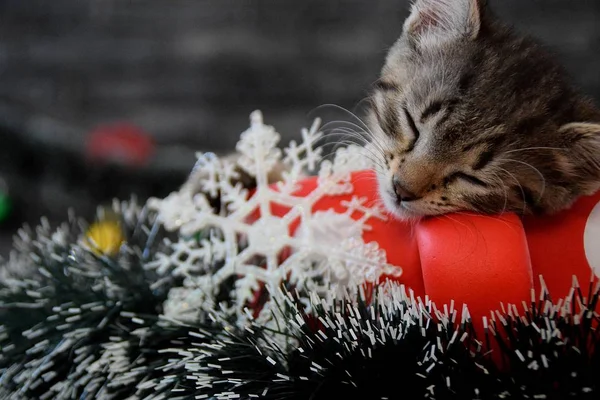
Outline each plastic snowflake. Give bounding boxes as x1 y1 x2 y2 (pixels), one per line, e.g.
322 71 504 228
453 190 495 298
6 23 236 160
148 111 402 322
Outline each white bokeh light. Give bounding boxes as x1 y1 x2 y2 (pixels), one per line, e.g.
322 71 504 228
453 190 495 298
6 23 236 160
584 200 600 279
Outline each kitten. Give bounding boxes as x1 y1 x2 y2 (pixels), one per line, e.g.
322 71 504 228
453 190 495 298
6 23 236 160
367 0 600 220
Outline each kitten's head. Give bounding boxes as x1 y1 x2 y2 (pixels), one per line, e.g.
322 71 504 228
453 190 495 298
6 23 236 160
368 0 600 220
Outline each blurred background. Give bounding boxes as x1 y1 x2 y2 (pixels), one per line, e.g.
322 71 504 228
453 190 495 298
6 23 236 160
1 0 600 255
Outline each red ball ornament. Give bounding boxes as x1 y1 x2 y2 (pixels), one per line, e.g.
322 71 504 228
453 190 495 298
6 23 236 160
272 170 600 330
86 122 154 167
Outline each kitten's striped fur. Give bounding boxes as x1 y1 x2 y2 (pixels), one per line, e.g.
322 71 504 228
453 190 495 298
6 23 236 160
368 0 600 219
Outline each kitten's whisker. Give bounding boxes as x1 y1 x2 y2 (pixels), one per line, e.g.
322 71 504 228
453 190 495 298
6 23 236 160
311 103 372 133
317 113 388 154
453 211 518 234
320 120 369 135
490 172 509 215
324 147 380 167
443 212 514 253
322 134 371 152
364 139 389 160
409 217 418 236
496 166 527 216
439 53 446 91
322 126 388 162
350 176 382 190
320 120 383 148
439 213 472 233
353 95 374 113
323 126 372 145
499 158 546 201
503 146 566 154
319 124 387 157
325 133 372 153
316 125 384 161
331 130 386 159
323 139 384 169
371 198 396 226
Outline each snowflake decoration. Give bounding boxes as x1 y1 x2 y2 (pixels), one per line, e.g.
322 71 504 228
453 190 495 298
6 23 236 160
148 111 402 321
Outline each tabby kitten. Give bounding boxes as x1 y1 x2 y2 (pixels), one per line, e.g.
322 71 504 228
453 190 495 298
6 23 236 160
368 0 600 220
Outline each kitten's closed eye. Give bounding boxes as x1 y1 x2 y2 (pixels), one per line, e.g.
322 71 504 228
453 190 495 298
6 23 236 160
420 101 444 122
403 107 420 145
444 172 488 188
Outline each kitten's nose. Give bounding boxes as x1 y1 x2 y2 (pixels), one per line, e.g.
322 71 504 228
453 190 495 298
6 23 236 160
392 176 418 202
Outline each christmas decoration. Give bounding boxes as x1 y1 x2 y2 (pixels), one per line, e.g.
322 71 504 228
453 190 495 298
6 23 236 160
0 199 180 399
86 123 155 167
84 213 125 256
147 110 401 323
0 177 11 223
1 235 598 399
0 110 598 399
167 281 599 399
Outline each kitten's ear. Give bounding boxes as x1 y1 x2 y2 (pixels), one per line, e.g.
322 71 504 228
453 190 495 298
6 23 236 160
559 122 600 189
404 0 482 47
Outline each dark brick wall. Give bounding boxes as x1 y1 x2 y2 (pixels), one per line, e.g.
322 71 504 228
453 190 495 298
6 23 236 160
1 0 599 153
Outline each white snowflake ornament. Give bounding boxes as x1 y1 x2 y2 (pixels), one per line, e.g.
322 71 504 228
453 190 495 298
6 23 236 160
148 111 402 322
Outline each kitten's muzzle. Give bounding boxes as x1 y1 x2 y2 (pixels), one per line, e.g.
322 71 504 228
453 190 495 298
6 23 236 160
392 176 420 202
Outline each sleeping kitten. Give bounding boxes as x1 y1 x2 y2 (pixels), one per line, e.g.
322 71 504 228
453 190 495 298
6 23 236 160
367 0 600 220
